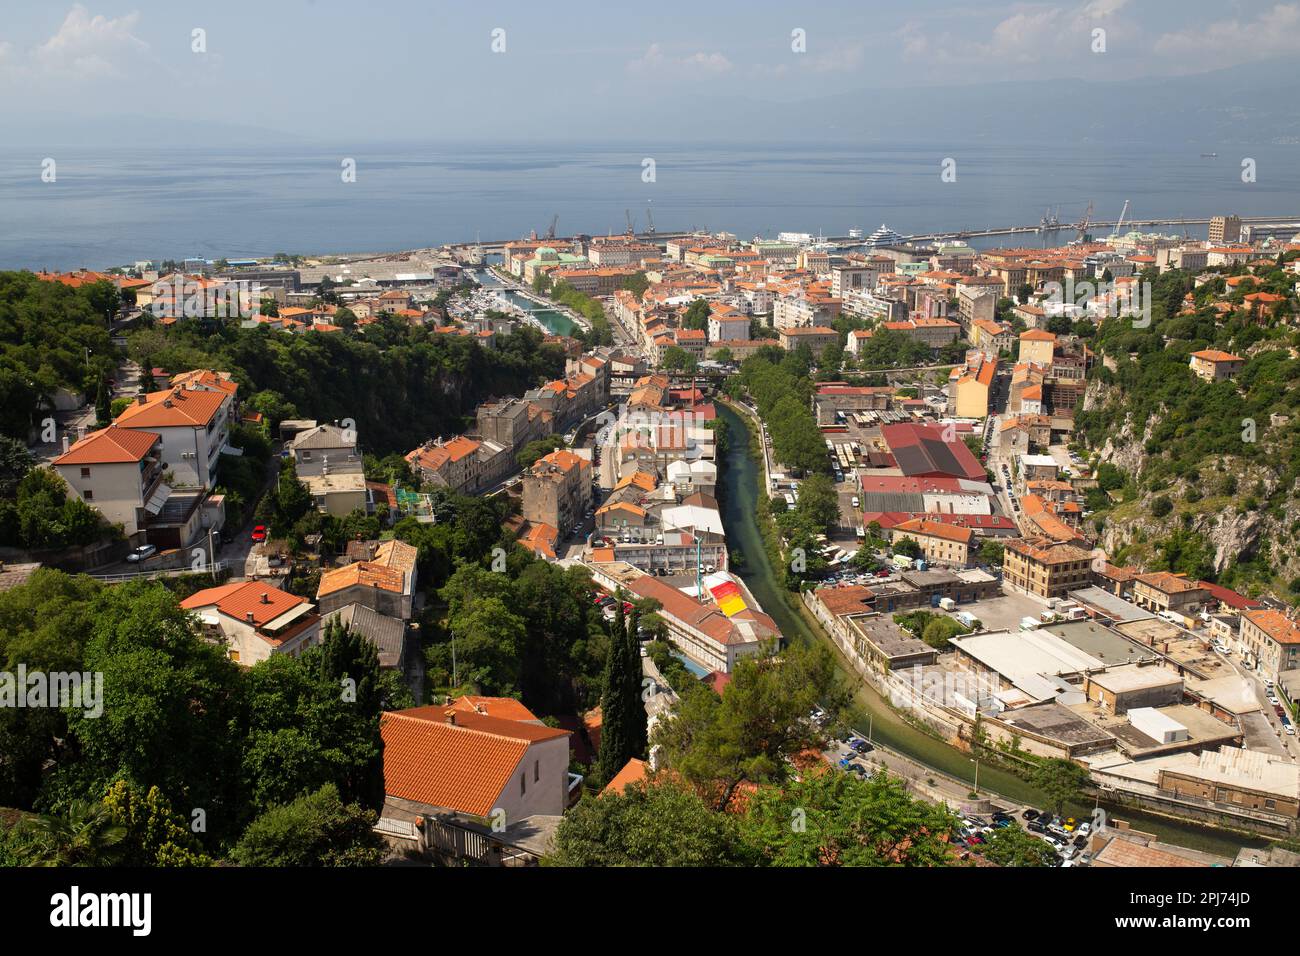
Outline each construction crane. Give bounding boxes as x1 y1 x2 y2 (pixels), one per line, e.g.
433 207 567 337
1111 199 1130 238
1073 201 1094 242
544 215 558 241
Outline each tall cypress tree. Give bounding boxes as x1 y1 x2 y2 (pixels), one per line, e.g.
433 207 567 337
626 607 648 757
596 594 632 784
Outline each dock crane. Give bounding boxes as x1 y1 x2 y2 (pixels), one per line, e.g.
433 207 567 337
625 209 636 236
1111 199 1130 238
544 215 558 240
645 203 655 235
1073 201 1094 242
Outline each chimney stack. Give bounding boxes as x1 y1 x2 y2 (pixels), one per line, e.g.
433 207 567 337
444 709 456 726
245 611 255 622
261 592 270 604
61 435 70 454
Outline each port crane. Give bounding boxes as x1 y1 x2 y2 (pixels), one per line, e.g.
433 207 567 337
625 209 636 236
1072 201 1094 242
1111 199 1130 238
544 215 558 240
644 203 655 235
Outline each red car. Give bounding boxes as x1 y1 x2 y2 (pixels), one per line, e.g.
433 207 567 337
251 525 267 542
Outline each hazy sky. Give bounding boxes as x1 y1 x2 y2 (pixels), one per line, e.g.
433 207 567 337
2 0 1299 141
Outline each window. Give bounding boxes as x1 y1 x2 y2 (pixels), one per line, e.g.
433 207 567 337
534 759 539 783
520 774 526 796
80 467 91 478
83 489 93 500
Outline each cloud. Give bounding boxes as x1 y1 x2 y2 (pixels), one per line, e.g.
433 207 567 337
1154 3 1300 59
627 42 733 76
900 0 1134 66
32 5 148 79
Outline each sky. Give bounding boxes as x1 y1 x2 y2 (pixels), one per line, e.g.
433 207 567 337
2 0 1299 143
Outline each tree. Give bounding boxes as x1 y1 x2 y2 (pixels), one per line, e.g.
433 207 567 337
682 298 710 331
100 781 212 867
739 769 958 866
15 800 127 867
793 473 840 534
892 537 923 559
978 539 1005 568
596 592 644 783
1029 758 1090 815
0 435 35 498
653 641 847 811
230 784 385 866
548 778 747 867
978 822 1057 867
94 377 111 426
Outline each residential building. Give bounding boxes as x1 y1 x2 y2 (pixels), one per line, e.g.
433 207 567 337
1002 537 1094 599
891 518 975 567
316 538 419 619
522 449 592 535
181 581 321 666
778 326 839 353
1132 572 1206 617
380 705 573 826
52 425 168 541
1239 608 1300 680
1189 350 1246 382
114 383 234 491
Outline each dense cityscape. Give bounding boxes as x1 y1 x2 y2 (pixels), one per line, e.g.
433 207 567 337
2 0 1298 938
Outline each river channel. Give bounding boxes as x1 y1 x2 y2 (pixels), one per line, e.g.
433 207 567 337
714 401 1266 859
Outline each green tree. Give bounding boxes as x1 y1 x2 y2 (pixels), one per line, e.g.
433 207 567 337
230 784 384 866
596 592 644 783
979 822 1057 867
100 780 212 867
653 641 847 811
15 800 127 867
1029 758 1090 815
739 769 958 866
549 778 747 867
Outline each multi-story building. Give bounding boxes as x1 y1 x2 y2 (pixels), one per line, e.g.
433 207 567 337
1238 608 1300 680
778 326 839 353
1208 215 1242 246
1002 537 1093 599
52 425 168 541
1132 572 1206 617
891 518 975 567
405 435 484 494
522 449 592 536
316 539 419 620
114 383 234 491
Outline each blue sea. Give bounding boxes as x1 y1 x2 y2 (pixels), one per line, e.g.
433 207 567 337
1 141 1298 271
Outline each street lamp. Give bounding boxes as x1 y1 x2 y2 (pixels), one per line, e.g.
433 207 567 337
970 756 980 796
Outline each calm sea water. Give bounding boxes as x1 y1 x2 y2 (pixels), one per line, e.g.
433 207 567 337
1 141 1297 271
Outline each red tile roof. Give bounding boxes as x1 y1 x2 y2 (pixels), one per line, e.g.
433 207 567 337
53 425 159 465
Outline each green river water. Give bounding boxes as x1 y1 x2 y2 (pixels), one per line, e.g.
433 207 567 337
714 401 1266 859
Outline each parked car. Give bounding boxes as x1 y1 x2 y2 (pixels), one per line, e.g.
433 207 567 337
1027 820 1047 834
126 544 157 563
1021 808 1040 820
250 525 267 542
851 740 873 754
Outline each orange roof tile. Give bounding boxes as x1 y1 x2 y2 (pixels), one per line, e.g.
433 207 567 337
53 425 159 465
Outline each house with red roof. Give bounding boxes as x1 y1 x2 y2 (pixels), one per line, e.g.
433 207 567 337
114 381 234 492
51 425 168 541
181 580 321 666
379 705 573 843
